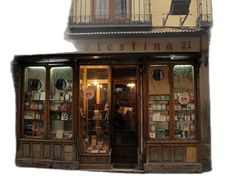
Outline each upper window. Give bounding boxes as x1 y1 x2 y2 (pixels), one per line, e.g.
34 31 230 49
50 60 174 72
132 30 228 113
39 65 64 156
95 0 109 17
71 0 151 25
115 0 130 17
94 0 130 20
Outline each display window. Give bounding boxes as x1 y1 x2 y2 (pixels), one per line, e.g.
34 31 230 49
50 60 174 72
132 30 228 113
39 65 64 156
173 65 195 140
148 64 196 141
49 67 73 139
79 66 111 154
148 65 170 140
23 67 46 137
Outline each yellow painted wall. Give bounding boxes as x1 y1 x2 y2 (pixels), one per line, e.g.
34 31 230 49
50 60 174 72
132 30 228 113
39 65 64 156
71 0 212 27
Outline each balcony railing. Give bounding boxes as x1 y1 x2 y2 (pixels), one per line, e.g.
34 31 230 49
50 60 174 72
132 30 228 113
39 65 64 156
69 14 152 26
197 14 212 28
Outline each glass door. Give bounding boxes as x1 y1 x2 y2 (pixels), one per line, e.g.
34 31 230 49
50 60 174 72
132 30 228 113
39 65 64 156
111 65 137 164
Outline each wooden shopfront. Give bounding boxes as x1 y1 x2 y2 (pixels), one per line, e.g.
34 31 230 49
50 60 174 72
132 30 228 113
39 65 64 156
12 33 211 173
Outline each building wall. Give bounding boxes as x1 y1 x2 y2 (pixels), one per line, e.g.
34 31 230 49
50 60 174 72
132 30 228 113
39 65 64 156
70 0 212 28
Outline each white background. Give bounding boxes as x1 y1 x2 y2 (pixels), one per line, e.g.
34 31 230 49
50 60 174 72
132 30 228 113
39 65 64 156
0 0 236 175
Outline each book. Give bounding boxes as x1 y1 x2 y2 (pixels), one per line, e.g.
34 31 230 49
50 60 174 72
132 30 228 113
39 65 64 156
64 93 70 101
56 131 63 139
149 132 156 139
33 91 40 100
91 149 99 153
40 91 45 100
152 112 161 121
99 150 106 154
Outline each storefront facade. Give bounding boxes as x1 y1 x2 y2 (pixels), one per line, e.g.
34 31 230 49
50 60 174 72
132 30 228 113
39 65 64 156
12 0 212 173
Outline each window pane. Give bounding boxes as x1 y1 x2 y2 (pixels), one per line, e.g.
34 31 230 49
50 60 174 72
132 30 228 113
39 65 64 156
50 67 73 139
115 0 130 17
80 66 110 154
95 0 109 17
148 65 170 140
174 65 195 140
23 67 46 137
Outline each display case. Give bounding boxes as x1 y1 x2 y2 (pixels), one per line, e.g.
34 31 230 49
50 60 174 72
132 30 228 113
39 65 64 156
173 65 196 139
79 66 111 169
149 95 170 139
148 65 171 140
23 67 46 137
49 67 73 139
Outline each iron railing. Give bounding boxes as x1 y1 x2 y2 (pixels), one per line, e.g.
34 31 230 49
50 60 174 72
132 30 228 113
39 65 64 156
197 14 213 27
69 14 152 26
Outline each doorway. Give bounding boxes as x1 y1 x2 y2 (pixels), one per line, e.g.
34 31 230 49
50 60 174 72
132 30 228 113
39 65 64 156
111 65 138 166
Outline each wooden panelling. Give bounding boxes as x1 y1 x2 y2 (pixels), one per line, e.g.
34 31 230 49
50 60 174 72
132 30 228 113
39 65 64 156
161 147 171 162
89 156 97 164
64 153 73 161
32 144 41 159
149 147 160 162
186 147 197 163
64 144 73 161
53 145 62 160
80 156 88 164
22 143 30 158
174 147 185 162
98 156 108 164
43 144 51 159
64 145 73 152
146 144 198 164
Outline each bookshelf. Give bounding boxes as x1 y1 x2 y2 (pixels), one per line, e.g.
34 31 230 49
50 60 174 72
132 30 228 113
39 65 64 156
50 89 73 139
148 95 170 139
174 92 195 139
23 90 46 136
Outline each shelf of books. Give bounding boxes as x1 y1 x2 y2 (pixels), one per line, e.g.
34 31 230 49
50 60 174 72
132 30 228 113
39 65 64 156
149 95 170 140
23 90 46 137
174 92 195 139
50 90 73 139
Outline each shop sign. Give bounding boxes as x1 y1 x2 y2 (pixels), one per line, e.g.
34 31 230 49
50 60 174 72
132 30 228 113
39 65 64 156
77 37 200 53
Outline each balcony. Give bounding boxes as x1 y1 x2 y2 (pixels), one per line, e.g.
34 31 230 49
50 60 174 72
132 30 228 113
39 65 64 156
69 14 152 32
197 14 212 28
197 0 213 28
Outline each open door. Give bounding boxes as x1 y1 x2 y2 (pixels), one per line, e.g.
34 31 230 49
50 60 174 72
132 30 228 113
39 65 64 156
111 65 137 166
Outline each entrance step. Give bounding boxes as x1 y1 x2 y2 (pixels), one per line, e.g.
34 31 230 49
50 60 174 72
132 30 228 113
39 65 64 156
111 163 144 173
112 163 136 168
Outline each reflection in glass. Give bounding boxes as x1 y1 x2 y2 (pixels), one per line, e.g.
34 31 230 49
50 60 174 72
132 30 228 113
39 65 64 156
23 67 46 137
174 65 195 140
50 67 73 139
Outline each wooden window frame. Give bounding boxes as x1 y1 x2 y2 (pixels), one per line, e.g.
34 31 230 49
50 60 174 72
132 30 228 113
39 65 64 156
92 0 131 23
146 63 198 142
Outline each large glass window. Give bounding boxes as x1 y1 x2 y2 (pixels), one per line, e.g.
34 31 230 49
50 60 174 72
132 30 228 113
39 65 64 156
94 0 130 20
115 0 130 17
95 0 109 17
80 66 110 154
174 65 195 140
148 64 196 141
23 67 46 137
148 65 170 140
50 67 73 139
